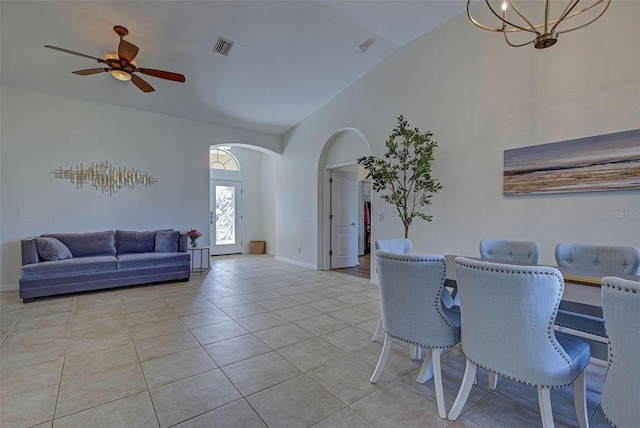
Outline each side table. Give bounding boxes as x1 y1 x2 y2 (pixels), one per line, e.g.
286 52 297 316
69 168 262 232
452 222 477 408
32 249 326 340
187 246 211 274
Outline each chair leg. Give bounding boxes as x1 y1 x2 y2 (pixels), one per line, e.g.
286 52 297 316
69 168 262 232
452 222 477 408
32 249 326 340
370 333 392 383
372 318 382 342
573 371 589 428
416 348 434 384
537 388 555 428
448 359 477 421
431 349 447 419
411 344 421 360
488 372 498 390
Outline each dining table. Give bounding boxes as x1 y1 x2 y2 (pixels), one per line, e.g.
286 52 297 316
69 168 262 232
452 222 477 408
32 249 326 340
443 255 640 360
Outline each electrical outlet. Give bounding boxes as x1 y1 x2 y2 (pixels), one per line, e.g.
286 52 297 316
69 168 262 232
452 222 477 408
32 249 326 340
379 213 384 221
297 247 302 253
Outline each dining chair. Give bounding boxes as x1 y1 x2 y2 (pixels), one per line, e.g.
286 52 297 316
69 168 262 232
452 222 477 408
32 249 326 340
555 243 640 275
479 238 540 264
448 257 591 428
479 238 540 388
600 276 640 428
371 250 461 418
371 239 412 344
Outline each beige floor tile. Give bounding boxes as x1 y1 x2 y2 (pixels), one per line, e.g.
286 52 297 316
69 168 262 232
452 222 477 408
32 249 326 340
179 309 231 329
221 351 302 395
130 317 187 342
253 323 314 350
310 407 374 428
70 305 124 324
169 298 218 317
0 358 64 399
354 341 423 379
65 327 132 356
203 334 272 367
0 384 57 428
326 307 379 325
235 312 289 332
1 324 70 348
55 363 146 418
52 391 158 428
335 293 378 306
307 298 352 313
190 320 249 345
206 294 253 308
309 356 392 405
135 330 200 361
61 342 138 382
218 302 269 318
257 296 299 311
274 304 323 322
173 399 266 428
286 290 326 304
125 307 177 327
0 340 68 370
141 347 217 389
247 375 344 428
321 326 377 354
150 369 241 428
242 290 283 302
69 314 127 336
122 297 169 314
294 314 350 336
278 337 348 373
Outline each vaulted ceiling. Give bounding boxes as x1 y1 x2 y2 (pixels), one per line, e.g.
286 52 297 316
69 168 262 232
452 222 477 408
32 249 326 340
0 1 464 135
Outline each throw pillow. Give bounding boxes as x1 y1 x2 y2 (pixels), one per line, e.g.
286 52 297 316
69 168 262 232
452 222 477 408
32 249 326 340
35 237 73 261
155 230 179 253
116 230 156 254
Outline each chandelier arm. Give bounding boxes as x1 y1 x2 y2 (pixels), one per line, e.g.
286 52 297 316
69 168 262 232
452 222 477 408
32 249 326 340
467 0 539 33
507 0 542 34
503 31 536 48
551 0 582 33
553 0 611 34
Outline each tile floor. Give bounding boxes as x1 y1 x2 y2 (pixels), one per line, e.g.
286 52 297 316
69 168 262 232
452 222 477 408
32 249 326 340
0 254 612 428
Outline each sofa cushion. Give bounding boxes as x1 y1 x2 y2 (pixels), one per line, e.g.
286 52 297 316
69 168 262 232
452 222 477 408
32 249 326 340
155 230 179 253
20 256 117 279
43 231 117 257
34 237 73 261
116 230 156 254
117 252 190 269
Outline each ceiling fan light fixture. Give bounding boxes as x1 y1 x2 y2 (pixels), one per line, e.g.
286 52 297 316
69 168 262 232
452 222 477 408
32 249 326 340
111 69 132 81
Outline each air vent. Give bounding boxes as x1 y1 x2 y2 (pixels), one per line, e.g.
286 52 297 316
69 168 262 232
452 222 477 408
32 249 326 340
213 37 234 56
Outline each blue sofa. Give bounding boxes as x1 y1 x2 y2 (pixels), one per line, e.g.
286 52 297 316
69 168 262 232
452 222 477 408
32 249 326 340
20 230 191 302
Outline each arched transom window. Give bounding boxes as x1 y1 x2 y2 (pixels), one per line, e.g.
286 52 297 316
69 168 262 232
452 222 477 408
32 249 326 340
210 147 240 171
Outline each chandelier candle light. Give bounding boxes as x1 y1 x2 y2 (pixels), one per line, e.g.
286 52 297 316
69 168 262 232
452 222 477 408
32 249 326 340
467 0 611 49
187 229 202 248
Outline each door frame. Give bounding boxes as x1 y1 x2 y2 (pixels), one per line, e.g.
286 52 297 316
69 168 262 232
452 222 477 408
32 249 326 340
210 179 244 255
321 161 360 270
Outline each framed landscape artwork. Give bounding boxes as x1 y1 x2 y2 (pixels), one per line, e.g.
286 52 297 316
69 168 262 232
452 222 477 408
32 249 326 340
503 129 640 196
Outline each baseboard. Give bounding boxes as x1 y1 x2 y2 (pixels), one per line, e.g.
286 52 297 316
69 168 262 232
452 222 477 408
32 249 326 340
274 256 316 270
0 283 19 292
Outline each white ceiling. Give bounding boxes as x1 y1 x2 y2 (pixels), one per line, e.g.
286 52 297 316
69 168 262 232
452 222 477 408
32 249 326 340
0 1 465 135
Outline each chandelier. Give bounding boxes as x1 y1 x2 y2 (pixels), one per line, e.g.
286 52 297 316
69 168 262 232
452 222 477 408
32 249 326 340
467 0 612 49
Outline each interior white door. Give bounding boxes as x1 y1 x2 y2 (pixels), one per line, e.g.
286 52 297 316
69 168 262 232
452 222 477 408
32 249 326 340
330 169 358 268
210 180 243 255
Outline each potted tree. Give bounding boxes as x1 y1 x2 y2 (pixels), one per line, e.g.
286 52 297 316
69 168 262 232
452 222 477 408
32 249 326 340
358 115 442 238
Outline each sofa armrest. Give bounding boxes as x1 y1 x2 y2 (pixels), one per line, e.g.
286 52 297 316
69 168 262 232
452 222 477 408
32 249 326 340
178 233 187 252
21 238 40 265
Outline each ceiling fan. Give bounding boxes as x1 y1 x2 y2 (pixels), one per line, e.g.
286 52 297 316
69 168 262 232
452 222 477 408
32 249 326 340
45 25 185 93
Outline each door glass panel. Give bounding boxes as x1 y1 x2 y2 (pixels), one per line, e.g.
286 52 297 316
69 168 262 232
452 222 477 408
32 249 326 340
215 185 236 245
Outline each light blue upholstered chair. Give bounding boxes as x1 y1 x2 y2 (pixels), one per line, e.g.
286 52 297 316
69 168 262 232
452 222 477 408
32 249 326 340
479 238 540 264
372 239 413 343
479 238 540 389
448 257 591 428
371 250 461 418
600 276 640 428
555 243 640 275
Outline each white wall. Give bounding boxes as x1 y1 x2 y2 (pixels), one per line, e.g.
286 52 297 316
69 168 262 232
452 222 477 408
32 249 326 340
209 146 278 254
278 2 640 270
0 85 280 288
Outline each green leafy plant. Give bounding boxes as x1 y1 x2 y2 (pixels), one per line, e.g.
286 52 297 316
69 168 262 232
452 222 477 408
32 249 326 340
358 115 442 238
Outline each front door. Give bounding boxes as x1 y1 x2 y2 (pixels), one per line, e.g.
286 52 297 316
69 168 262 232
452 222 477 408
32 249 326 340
210 180 243 255
330 169 358 268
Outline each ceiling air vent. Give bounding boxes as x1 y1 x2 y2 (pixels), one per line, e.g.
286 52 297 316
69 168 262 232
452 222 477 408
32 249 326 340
213 37 234 56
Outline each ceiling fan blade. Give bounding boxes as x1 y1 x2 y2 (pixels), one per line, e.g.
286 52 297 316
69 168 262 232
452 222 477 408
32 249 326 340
45 45 105 63
137 68 185 82
118 39 139 63
72 68 109 76
131 74 155 93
